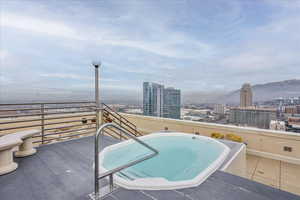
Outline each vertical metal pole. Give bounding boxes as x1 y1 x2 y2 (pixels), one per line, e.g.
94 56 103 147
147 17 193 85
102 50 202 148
101 110 104 125
93 62 101 199
109 174 114 192
94 62 101 131
95 129 100 199
41 104 45 144
119 119 122 140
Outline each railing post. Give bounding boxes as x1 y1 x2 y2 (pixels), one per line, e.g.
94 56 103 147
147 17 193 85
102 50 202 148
119 116 122 140
41 104 45 144
109 174 114 192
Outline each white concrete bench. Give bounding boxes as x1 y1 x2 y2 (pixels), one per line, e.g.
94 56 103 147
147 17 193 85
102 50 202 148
0 135 22 175
10 129 40 157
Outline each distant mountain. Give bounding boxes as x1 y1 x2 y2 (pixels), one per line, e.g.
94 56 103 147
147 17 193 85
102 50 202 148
220 79 300 104
1 79 299 106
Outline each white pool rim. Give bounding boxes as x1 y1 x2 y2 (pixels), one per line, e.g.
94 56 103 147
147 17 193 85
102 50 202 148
99 132 230 190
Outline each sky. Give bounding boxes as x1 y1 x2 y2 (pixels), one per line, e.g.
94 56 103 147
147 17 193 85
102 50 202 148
0 0 300 103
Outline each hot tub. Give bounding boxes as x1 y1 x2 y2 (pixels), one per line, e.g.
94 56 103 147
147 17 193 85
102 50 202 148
99 132 230 190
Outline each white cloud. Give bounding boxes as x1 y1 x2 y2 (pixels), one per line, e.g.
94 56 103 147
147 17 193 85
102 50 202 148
40 73 119 82
1 13 82 40
40 73 90 80
0 50 18 69
98 37 214 59
0 50 9 61
217 8 300 75
1 0 300 98
220 52 273 71
0 75 12 84
1 12 215 60
264 0 300 9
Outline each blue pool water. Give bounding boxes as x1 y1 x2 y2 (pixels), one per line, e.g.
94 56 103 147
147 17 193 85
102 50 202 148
102 135 226 182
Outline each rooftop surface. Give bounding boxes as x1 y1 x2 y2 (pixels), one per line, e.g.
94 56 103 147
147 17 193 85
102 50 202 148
0 135 299 200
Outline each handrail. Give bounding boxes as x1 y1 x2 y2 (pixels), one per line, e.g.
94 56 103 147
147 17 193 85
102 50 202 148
102 110 139 137
0 101 95 106
102 103 137 130
0 110 95 119
0 105 96 112
102 106 143 137
94 123 158 199
103 108 136 131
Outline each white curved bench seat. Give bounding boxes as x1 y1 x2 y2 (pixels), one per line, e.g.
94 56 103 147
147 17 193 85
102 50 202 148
0 135 22 175
10 130 40 157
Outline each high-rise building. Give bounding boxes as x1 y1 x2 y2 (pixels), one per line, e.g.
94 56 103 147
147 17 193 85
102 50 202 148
143 82 181 119
229 107 276 129
143 82 164 117
163 87 181 119
214 104 225 115
240 83 253 107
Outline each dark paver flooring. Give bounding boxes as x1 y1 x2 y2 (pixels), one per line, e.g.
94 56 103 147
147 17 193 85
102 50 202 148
0 135 299 200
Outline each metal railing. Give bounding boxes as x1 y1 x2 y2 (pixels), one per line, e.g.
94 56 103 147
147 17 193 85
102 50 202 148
0 101 97 144
0 101 145 144
94 123 158 199
102 103 143 137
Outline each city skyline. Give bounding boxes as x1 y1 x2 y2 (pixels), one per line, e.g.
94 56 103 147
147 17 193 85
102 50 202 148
0 77 299 105
1 0 300 102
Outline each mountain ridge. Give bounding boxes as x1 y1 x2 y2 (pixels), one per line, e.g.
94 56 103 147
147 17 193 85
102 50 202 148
220 79 300 104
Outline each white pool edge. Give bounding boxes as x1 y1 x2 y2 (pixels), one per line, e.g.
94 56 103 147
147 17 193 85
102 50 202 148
99 132 230 190
221 142 246 171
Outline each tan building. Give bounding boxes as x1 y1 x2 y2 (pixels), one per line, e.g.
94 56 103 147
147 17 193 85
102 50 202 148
285 106 297 114
229 107 277 129
240 83 253 107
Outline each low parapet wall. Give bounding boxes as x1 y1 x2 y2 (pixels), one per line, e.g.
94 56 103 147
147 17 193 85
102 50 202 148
121 113 300 165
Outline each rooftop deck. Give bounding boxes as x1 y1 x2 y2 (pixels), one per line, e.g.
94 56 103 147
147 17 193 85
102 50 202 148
1 135 299 200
